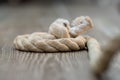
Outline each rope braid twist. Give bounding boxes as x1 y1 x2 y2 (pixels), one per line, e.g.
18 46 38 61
14 33 86 52
14 16 93 52
14 16 107 75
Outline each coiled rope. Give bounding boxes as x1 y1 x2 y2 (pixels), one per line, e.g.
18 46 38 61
14 16 93 52
14 16 105 75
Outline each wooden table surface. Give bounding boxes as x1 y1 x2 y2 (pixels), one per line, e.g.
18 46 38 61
0 3 120 80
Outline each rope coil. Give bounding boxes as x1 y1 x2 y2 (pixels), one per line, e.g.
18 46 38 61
14 34 87 52
14 16 109 75
14 16 93 52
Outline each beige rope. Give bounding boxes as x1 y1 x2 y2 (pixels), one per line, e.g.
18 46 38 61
14 16 109 74
86 37 103 75
88 35 120 75
14 16 93 52
70 16 93 37
14 34 87 52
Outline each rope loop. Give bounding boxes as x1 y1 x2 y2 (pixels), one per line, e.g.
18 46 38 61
14 16 93 52
14 16 110 75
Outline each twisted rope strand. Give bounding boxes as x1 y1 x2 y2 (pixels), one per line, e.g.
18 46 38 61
14 34 87 52
14 16 112 75
14 16 92 52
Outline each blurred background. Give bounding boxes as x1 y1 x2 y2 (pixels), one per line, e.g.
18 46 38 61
0 0 120 6
0 0 120 80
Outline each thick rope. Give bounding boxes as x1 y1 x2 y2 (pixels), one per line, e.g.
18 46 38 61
14 34 86 52
14 16 93 52
87 35 120 75
14 16 109 75
86 37 103 75
70 16 93 37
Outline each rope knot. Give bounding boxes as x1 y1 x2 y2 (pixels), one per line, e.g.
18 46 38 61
14 16 93 52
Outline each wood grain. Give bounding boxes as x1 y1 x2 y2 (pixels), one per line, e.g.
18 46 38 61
0 3 120 80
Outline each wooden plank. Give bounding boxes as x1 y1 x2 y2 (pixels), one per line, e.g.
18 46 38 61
0 45 91 80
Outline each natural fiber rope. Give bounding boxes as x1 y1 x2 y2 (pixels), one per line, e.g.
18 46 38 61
14 16 93 52
14 34 87 52
14 16 108 75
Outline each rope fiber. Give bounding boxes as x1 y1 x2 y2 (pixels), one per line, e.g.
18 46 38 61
14 16 106 75
14 16 93 52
